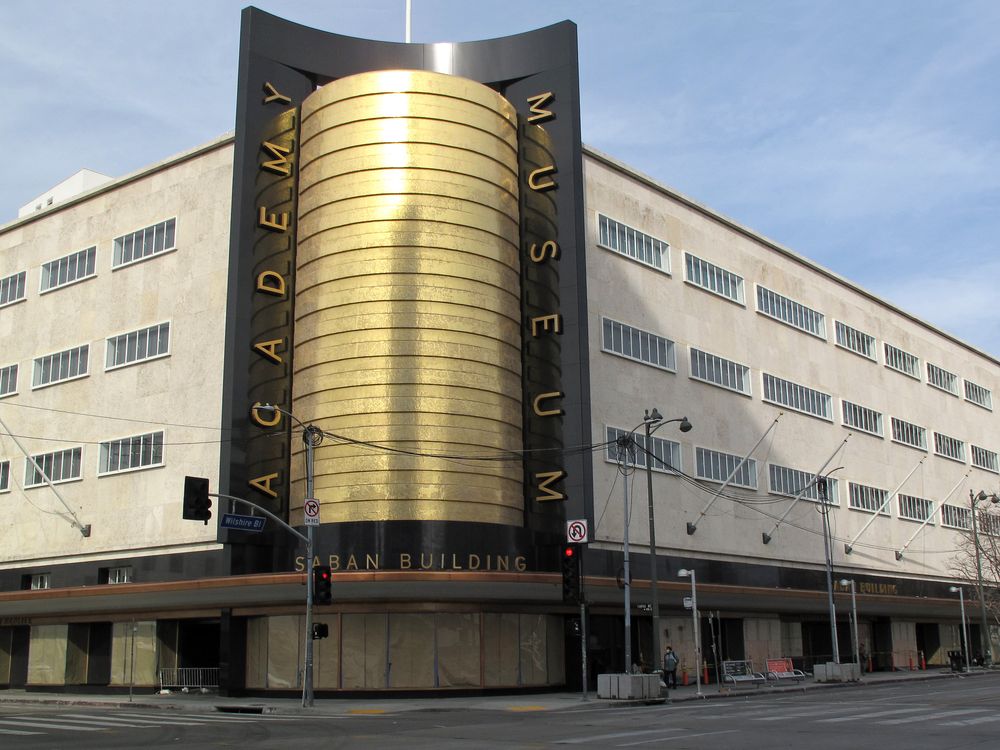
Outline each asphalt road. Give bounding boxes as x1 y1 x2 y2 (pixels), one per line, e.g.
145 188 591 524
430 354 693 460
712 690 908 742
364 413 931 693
3 675 999 749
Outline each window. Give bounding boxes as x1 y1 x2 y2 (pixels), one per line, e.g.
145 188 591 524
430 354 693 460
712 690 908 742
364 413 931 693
890 417 927 451
898 494 933 523
99 431 164 475
841 400 883 437
24 447 83 487
927 362 959 396
972 445 999 474
105 322 170 370
605 426 681 473
32 345 89 388
597 214 670 273
933 432 965 463
106 566 133 584
0 460 9 492
0 363 17 397
755 286 826 338
942 503 971 530
690 348 751 396
0 270 26 307
884 343 920 379
768 464 838 504
40 246 97 293
601 318 676 371
848 482 889 515
979 512 1000 537
696 447 757 489
684 252 745 304
30 574 51 590
964 380 993 410
835 321 877 361
113 217 176 268
762 373 832 420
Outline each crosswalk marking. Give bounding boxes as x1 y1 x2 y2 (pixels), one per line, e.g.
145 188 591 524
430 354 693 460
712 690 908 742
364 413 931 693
942 714 1000 727
755 706 859 722
879 708 988 725
0 727 43 736
817 707 926 723
0 719 106 732
122 711 287 722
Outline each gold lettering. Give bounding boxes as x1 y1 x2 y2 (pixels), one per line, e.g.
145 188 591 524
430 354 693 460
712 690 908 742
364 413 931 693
400 553 411 570
252 338 284 364
366 554 379 570
533 391 564 417
248 472 279 498
256 270 286 296
468 554 480 570
535 470 566 502
451 553 462 570
312 555 321 568
329 555 340 571
515 556 527 572
262 81 291 105
529 240 560 263
250 402 281 428
526 91 555 123
420 554 433 570
294 556 305 572
530 314 562 337
346 555 359 570
261 140 292 176
497 555 509 571
258 206 290 232
528 165 557 192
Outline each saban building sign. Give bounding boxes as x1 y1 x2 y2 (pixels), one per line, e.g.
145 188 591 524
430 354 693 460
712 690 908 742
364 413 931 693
221 8 591 572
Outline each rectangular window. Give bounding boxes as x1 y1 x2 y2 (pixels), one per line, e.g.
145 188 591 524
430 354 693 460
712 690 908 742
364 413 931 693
604 426 681 473
980 512 1000 537
884 343 920 379
942 503 971 530
107 566 132 584
848 481 889 515
768 464 838 504
927 362 959 396
972 445 999 474
601 317 676 371
964 380 993 410
99 431 164 475
40 246 97 293
0 270 27 307
835 321 877 361
30 574 51 590
0 363 17 398
842 400 883 437
762 373 832 420
113 218 177 268
890 417 927 451
898 493 933 523
690 347 751 396
32 345 89 389
24 447 83 488
0 460 9 492
597 214 670 273
755 285 826 338
684 252 745 304
933 432 966 462
105 322 170 370
696 446 757 489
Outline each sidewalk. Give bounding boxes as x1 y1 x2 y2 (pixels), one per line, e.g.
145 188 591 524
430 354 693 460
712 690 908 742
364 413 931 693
0 667 992 716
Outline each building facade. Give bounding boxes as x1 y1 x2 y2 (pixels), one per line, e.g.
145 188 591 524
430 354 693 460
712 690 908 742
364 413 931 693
0 11 997 695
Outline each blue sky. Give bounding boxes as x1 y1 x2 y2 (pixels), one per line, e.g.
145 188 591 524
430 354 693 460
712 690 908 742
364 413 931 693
3 0 999 354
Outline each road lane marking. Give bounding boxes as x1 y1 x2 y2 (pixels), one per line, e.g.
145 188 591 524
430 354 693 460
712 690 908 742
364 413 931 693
879 708 987 725
620 729 738 746
943 715 1000 726
0 727 42 735
557 728 684 744
0 719 106 731
817 707 926 722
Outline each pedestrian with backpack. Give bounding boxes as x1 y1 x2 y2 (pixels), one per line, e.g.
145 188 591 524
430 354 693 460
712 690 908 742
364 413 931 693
663 646 679 688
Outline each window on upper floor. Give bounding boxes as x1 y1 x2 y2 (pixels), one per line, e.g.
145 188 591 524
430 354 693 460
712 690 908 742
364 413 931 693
0 459 9 492
24 447 83 488
768 463 838 504
755 285 826 338
690 347 751 396
933 432 966 463
835 321 877 361
99 431 164 475
848 481 889 515
980 512 1000 537
29 573 51 590
898 493 934 523
696 446 757 489
884 342 920 379
927 362 959 396
972 445 999 474
105 322 170 371
941 503 971 530
40 246 97 293
597 214 670 273
0 270 27 308
32 344 89 389
113 218 176 268
0 363 17 398
601 317 676 371
964 380 992 411
890 417 927 451
761 373 832 421
106 566 133 584
683 252 745 304
841 400 883 437
605 426 682 473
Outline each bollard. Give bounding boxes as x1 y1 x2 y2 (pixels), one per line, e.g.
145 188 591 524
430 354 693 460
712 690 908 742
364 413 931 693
908 654 914 671
867 655 873 674
682 668 689 686
703 661 709 685
920 651 926 670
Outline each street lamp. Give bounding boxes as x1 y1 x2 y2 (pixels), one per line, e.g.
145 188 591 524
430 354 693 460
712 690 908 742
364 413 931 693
949 586 971 672
642 409 692 676
970 490 998 666
839 578 860 674
254 403 323 708
678 568 702 697
817 477 840 664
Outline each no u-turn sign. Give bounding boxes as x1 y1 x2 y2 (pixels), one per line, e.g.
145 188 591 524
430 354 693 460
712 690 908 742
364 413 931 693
566 519 588 544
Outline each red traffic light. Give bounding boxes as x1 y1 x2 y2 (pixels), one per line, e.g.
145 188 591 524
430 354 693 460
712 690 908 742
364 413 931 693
563 545 576 558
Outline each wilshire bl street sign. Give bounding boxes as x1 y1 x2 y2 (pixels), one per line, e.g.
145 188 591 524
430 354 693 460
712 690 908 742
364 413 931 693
220 513 266 532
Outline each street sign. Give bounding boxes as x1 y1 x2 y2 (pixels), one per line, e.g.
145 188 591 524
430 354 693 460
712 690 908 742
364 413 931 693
304 498 320 527
566 519 589 543
683 596 693 610
637 603 652 613
220 513 266 532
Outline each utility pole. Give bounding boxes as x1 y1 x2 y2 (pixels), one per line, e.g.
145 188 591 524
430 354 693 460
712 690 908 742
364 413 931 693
818 478 840 663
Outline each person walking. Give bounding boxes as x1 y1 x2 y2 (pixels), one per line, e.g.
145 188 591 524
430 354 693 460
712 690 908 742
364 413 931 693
663 646 679 689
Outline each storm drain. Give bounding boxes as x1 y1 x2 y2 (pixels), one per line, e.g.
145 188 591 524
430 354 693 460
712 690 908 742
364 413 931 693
215 705 267 714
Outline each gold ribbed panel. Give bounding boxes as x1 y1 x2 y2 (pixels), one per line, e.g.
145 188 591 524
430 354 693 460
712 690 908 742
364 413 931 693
293 70 522 525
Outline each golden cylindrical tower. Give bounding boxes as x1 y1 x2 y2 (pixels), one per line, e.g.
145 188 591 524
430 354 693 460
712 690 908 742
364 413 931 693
294 70 523 525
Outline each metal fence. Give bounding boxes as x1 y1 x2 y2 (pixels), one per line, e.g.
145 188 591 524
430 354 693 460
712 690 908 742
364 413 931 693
158 667 220 691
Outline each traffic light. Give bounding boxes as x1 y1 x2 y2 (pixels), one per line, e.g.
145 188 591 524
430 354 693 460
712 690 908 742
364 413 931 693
561 544 581 604
312 622 329 640
313 565 332 605
182 476 212 524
